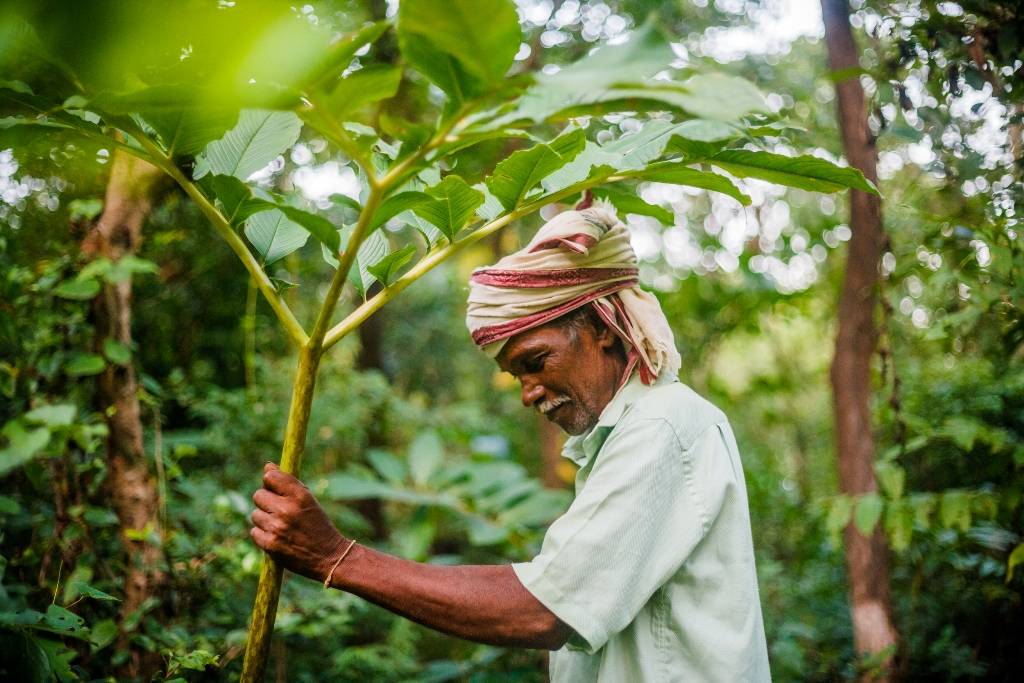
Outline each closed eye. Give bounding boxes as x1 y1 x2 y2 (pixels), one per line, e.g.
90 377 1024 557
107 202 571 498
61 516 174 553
523 353 547 374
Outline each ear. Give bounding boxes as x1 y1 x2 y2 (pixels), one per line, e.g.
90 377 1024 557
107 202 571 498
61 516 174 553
595 323 618 350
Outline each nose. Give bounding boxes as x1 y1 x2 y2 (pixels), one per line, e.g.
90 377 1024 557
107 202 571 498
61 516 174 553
520 379 545 408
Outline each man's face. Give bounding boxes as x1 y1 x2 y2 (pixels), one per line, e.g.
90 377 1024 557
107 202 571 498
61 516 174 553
496 320 625 436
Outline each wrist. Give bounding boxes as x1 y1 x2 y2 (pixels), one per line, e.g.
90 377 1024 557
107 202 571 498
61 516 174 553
324 538 358 589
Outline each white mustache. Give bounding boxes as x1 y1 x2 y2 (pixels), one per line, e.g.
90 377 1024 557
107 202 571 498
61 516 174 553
538 395 571 415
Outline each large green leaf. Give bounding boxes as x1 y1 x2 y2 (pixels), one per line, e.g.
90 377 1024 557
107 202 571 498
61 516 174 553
143 106 239 159
497 23 672 124
608 74 769 122
322 65 402 119
206 174 340 253
706 150 879 195
412 175 484 241
542 119 713 194
244 209 309 265
348 229 387 296
367 245 417 286
629 161 751 205
486 128 587 210
371 191 432 231
194 110 302 180
593 185 674 225
397 0 519 100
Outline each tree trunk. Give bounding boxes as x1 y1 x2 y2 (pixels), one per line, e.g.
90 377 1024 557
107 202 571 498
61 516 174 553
81 150 167 674
820 0 900 677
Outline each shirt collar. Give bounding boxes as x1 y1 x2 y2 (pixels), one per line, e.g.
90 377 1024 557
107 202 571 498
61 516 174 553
561 371 674 466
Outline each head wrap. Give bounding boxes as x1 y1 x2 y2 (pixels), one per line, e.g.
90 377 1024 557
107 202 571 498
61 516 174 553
465 203 681 385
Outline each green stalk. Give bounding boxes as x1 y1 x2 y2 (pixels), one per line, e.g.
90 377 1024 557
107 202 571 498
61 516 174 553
119 121 310 348
240 188 382 682
322 174 623 350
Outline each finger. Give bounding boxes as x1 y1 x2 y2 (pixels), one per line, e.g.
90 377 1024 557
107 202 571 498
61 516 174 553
251 508 275 532
263 466 303 496
250 526 274 552
252 488 283 513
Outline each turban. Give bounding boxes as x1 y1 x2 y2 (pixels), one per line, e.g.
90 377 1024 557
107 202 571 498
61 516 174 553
465 203 681 385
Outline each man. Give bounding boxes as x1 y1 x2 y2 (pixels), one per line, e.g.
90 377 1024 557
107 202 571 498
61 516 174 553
251 204 771 681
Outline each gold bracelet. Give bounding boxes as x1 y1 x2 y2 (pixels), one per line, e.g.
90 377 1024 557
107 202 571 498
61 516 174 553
323 539 357 589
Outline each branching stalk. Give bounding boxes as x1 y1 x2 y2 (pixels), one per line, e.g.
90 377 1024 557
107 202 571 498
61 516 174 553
118 119 310 348
323 174 622 350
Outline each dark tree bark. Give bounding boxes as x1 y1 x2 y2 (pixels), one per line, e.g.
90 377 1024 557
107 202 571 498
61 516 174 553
820 0 900 677
81 150 167 674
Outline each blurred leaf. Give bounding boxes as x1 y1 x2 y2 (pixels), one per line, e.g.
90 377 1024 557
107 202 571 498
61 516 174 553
53 278 99 300
244 209 309 265
412 175 484 241
464 514 509 546
884 500 914 552
102 339 131 366
194 109 302 180
88 619 118 651
503 23 672 124
875 461 905 500
24 404 76 428
854 493 884 536
397 0 519 101
321 65 401 119
64 353 106 377
823 497 856 544
0 421 51 476
486 128 586 210
408 430 444 487
940 490 972 532
943 415 982 451
367 450 407 484
1008 543 1024 583
305 21 390 90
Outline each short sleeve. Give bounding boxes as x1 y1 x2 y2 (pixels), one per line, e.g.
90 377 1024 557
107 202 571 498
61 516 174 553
512 419 734 653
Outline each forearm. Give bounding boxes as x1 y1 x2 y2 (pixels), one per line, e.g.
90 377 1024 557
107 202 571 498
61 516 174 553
330 543 568 650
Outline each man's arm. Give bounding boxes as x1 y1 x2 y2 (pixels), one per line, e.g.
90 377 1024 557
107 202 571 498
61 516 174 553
250 463 570 650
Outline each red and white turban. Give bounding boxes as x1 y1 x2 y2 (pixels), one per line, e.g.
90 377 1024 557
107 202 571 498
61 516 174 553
466 203 681 385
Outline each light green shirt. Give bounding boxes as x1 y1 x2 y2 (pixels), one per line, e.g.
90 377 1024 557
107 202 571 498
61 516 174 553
513 374 771 682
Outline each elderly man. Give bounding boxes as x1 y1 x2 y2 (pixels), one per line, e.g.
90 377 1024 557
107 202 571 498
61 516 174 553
251 204 771 681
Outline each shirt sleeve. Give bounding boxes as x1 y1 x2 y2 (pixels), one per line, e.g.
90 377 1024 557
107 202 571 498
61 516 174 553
512 419 735 654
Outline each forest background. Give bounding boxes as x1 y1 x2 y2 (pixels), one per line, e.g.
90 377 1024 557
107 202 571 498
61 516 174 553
0 0 1021 681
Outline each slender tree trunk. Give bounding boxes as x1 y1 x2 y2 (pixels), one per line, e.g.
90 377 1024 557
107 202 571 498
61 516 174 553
820 0 900 677
81 150 167 674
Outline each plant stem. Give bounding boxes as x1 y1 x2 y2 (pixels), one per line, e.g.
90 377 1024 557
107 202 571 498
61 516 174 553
240 345 321 682
240 186 382 682
115 117 309 348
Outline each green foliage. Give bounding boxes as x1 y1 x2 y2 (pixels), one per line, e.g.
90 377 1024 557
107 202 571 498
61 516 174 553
0 0 1020 680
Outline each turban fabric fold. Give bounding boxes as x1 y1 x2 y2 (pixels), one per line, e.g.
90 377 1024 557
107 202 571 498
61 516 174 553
465 203 681 385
